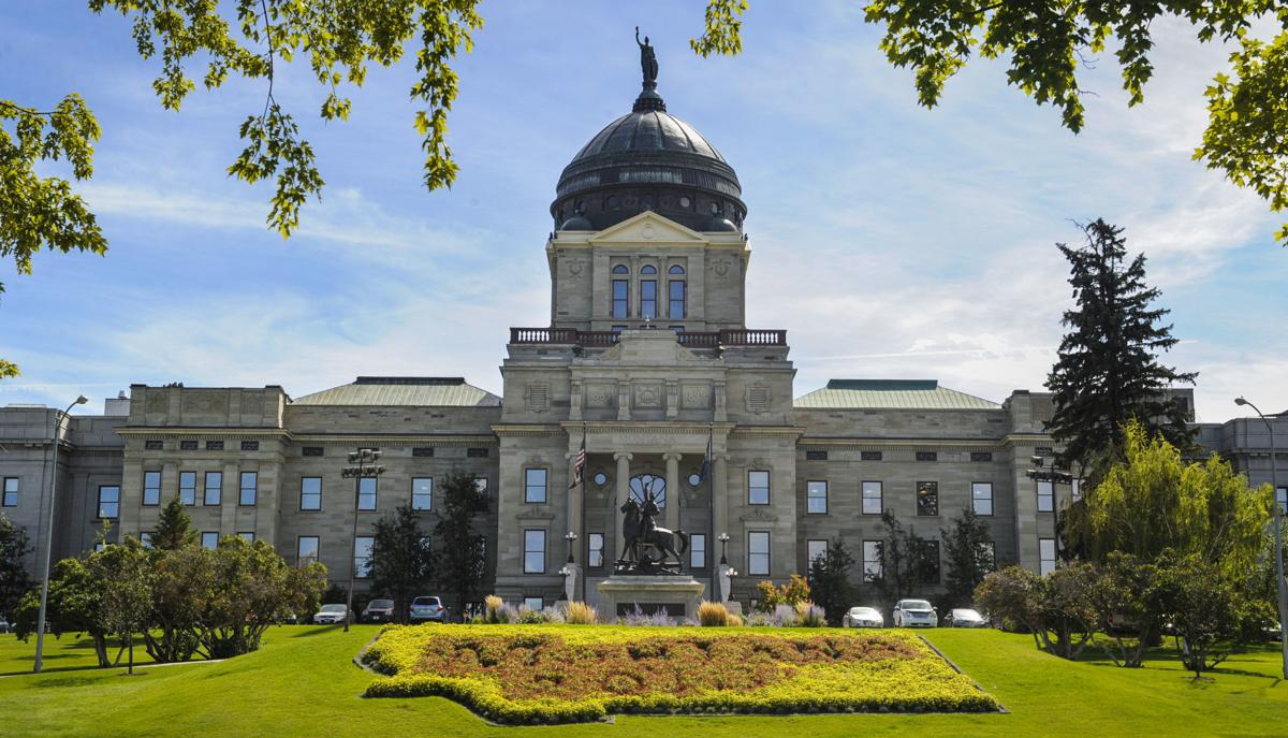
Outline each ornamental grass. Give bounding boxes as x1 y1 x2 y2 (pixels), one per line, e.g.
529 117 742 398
362 625 999 724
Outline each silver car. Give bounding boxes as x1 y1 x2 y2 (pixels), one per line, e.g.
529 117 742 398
409 595 448 623
842 606 885 628
944 608 987 628
312 604 352 625
892 599 937 628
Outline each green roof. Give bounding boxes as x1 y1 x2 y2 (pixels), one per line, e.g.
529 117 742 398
292 377 501 407
795 379 1000 410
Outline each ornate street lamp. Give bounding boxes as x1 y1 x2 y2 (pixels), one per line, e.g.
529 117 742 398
341 448 384 633
34 395 88 673
565 530 578 564
717 532 730 565
1235 397 1287 679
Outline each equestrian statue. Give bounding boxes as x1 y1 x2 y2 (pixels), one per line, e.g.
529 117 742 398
616 493 688 575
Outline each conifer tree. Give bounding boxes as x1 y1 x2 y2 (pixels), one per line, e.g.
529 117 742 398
369 503 435 623
1046 219 1197 473
806 539 855 626
940 508 996 608
434 474 488 621
0 513 32 617
151 496 197 550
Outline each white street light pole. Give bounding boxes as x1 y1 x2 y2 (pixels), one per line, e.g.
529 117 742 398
1235 397 1287 679
33 395 88 674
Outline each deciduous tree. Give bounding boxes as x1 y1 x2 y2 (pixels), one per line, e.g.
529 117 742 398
434 474 487 621
13 558 112 667
0 513 33 618
89 539 153 674
369 503 435 623
806 540 855 626
940 507 996 608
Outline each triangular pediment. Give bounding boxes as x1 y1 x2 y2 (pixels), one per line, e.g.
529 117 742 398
588 211 709 246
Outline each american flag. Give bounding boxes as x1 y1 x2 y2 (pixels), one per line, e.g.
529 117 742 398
698 425 714 484
570 425 587 489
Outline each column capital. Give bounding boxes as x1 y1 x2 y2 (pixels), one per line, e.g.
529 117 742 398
614 451 634 462
662 451 683 462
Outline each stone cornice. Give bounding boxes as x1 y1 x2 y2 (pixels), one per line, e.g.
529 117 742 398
798 436 1013 447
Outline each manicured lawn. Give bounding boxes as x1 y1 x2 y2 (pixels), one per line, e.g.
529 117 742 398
0 625 1283 737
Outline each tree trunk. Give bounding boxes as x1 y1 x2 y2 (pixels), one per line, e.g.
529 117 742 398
92 632 110 668
127 633 134 676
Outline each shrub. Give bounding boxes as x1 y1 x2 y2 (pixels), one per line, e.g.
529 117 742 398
621 605 674 626
565 601 597 625
697 600 731 627
726 613 744 627
795 601 826 628
483 595 504 623
773 603 797 627
755 574 811 612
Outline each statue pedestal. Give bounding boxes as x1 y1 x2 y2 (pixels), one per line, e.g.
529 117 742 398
597 575 705 619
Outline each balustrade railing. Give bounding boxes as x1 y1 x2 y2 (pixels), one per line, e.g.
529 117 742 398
509 327 786 347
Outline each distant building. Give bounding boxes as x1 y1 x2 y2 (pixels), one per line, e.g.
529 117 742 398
2 56 1283 614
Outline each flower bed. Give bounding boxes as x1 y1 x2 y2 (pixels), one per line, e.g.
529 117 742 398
361 625 999 724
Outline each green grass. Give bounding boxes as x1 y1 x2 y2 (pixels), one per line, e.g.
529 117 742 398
0 626 1283 737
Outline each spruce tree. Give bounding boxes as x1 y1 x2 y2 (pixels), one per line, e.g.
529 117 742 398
806 539 856 626
940 508 996 608
434 474 488 621
369 503 435 623
151 495 196 550
1046 219 1197 473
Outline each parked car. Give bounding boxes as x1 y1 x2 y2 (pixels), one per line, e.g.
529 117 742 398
892 599 938 628
312 604 352 625
0 617 11 634
363 599 396 624
842 606 884 628
943 608 987 628
409 595 448 623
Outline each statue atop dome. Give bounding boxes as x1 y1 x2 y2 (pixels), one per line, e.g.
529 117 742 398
635 27 659 89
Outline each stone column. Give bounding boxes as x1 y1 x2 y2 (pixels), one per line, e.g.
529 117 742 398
663 452 682 531
614 452 632 559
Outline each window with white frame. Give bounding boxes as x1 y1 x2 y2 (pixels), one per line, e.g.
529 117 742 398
862 540 882 581
972 482 994 516
358 477 377 511
1039 538 1057 576
179 472 196 506
747 531 771 575
412 477 433 510
525 468 548 503
588 532 604 568
690 533 706 569
523 529 546 574
203 471 222 506
2 477 18 507
143 471 161 506
297 535 319 563
862 481 883 515
201 531 219 550
807 539 828 566
806 480 828 514
300 477 322 510
239 472 257 506
523 596 544 612
1037 480 1054 512
98 485 120 519
354 536 374 577
748 470 770 505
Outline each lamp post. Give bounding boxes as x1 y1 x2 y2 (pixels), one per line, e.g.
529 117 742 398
718 532 730 566
716 532 731 602
565 530 577 564
341 448 384 633
1235 397 1287 679
34 394 88 673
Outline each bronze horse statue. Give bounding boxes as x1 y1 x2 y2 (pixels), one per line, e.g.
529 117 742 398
618 493 688 573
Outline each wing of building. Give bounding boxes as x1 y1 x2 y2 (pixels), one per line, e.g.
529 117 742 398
2 51 1282 617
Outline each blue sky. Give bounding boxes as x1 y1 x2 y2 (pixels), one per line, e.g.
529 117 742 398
2 1 1285 421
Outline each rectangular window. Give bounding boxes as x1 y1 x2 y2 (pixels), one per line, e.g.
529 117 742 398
588 532 605 568
97 485 120 519
918 540 941 583
303 446 324 457
668 279 685 318
298 535 319 564
747 531 771 576
861 451 883 461
140 532 153 548
862 540 882 581
238 532 255 543
1276 486 1286 514
1071 478 1082 502
805 450 828 461
144 439 164 450
204 471 222 506
142 471 161 506
861 481 883 515
179 472 196 506
1037 480 1054 512
206 440 224 451
916 481 939 516
239 472 258 506
201 531 219 550
300 477 322 510
467 447 489 458
748 470 770 505
180 440 198 451
640 279 657 319
1035 446 1054 457
916 451 938 462
411 446 433 458
354 536 374 578
1039 538 1057 577
358 477 378 511
972 482 994 516
807 539 828 566
525 468 548 503
690 533 706 569
523 596 544 612
2 478 18 507
241 441 259 452
474 477 488 495
523 529 546 574
411 477 433 510
806 480 828 514
971 451 994 463
612 279 629 318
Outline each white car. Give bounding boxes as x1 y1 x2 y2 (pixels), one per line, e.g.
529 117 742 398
892 599 937 628
312 604 352 625
943 608 987 628
842 606 884 628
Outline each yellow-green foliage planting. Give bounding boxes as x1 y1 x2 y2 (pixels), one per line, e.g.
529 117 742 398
697 600 731 626
564 601 597 625
362 625 999 724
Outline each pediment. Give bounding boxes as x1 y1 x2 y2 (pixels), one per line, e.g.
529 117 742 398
588 211 709 246
585 330 715 367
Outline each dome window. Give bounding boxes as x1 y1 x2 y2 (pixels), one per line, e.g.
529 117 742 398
641 265 657 275
668 265 685 275
709 201 720 215
576 200 587 214
612 264 629 274
679 196 691 209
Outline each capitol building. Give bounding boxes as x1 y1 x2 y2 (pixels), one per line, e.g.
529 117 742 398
1 53 1281 615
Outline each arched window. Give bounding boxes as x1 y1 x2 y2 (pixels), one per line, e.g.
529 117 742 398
629 474 666 509
640 265 657 318
669 265 686 319
640 265 657 274
611 265 629 318
612 264 629 274
668 265 685 275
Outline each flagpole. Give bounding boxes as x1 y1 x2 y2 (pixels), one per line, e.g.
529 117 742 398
580 422 587 602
